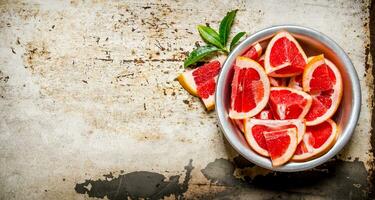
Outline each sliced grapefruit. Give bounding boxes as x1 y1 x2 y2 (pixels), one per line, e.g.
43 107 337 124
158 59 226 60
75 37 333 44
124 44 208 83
268 87 312 120
302 56 343 126
288 57 313 90
244 119 305 157
269 77 288 87
302 55 339 92
242 42 262 60
264 128 298 166
197 77 217 110
258 54 265 66
233 119 245 133
254 106 274 120
177 60 221 110
258 55 288 87
229 57 270 119
264 31 307 77
288 75 302 90
178 60 221 96
292 119 338 161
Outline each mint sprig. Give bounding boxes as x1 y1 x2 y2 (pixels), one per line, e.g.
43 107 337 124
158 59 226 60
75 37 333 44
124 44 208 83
184 10 246 68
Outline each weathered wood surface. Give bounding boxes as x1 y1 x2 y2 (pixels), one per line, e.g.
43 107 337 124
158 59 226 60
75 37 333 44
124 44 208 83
0 0 373 199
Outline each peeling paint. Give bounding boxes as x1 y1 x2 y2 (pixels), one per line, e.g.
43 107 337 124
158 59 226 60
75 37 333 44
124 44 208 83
75 160 193 199
200 157 369 199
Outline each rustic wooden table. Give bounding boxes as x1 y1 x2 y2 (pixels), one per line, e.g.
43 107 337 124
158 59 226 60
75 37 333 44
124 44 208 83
0 0 374 199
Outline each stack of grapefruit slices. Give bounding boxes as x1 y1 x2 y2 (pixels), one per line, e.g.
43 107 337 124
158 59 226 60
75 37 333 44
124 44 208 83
229 31 343 167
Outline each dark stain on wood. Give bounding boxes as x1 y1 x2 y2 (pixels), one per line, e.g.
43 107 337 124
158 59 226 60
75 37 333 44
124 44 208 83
201 157 369 199
75 160 193 200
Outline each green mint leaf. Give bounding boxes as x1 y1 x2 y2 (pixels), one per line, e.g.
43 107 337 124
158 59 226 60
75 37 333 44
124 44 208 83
184 45 221 67
219 9 237 46
197 25 224 49
230 32 246 51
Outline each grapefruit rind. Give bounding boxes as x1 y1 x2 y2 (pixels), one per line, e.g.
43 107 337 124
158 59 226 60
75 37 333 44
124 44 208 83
288 57 314 90
201 92 215 111
177 71 198 96
264 31 307 77
253 42 263 58
269 87 313 120
302 55 326 92
252 42 263 58
264 128 298 167
292 119 338 161
233 119 246 133
229 57 271 119
243 42 263 60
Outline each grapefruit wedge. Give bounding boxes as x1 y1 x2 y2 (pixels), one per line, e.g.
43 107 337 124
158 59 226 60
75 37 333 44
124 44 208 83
244 119 305 157
268 87 312 120
177 60 221 110
302 55 341 92
292 119 338 161
302 55 343 126
288 57 314 90
264 128 298 166
233 119 245 133
229 57 270 119
264 31 307 77
242 42 262 60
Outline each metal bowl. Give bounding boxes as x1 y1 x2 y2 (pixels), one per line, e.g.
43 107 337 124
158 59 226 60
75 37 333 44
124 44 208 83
215 25 361 172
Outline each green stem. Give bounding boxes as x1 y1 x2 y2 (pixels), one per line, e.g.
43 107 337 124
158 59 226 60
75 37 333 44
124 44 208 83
221 48 229 54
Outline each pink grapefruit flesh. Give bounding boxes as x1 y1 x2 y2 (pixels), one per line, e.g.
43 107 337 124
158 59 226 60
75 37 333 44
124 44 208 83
244 119 306 157
292 119 338 161
178 60 221 110
242 42 262 60
303 56 343 126
229 57 270 119
268 87 312 120
264 31 307 77
264 128 298 166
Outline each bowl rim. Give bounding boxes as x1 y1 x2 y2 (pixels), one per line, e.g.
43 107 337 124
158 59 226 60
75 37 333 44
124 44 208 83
215 25 361 172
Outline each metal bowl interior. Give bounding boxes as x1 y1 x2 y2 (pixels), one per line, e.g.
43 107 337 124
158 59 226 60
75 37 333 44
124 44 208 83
215 25 361 172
